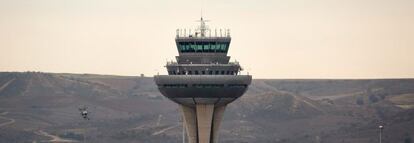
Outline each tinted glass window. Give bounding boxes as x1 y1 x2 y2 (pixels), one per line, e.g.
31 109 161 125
178 42 229 53
203 43 210 51
190 43 197 52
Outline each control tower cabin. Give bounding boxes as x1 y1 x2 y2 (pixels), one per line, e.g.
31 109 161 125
154 17 252 143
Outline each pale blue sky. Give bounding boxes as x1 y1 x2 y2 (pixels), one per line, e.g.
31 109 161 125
0 0 413 78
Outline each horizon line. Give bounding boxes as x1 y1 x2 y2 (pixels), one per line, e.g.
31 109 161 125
1 70 414 80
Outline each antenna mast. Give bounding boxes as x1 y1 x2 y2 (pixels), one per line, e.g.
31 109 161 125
197 0 209 37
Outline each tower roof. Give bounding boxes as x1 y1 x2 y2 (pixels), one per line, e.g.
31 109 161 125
176 17 230 38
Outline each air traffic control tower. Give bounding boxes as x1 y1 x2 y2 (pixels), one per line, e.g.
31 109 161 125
154 18 252 143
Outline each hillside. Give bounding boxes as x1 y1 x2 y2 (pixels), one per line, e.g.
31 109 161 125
0 72 413 143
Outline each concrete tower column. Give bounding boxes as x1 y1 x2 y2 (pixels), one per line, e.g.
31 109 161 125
180 104 227 143
212 105 226 143
180 105 198 143
196 104 215 143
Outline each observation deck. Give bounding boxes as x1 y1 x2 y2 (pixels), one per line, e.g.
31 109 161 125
154 17 251 104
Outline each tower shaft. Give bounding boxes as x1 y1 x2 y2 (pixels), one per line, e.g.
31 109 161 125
180 104 226 143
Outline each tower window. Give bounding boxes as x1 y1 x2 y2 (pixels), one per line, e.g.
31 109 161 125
190 43 197 52
196 42 203 52
215 71 219 75
201 71 205 75
188 71 192 75
210 42 216 52
221 71 225 75
203 43 210 51
178 42 229 53
195 71 199 75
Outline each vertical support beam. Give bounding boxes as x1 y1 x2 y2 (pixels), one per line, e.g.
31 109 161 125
196 104 214 143
211 105 226 143
180 105 198 143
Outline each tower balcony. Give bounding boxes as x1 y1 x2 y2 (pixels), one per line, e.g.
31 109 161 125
165 62 242 75
154 75 252 106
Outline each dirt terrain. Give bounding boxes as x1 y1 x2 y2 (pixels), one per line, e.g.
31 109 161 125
0 72 413 143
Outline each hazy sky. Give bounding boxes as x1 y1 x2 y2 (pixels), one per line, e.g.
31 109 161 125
0 0 413 79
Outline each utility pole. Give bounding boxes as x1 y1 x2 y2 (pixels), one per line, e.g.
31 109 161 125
379 125 384 143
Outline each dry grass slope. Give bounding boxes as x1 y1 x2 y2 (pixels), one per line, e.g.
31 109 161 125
0 72 413 143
